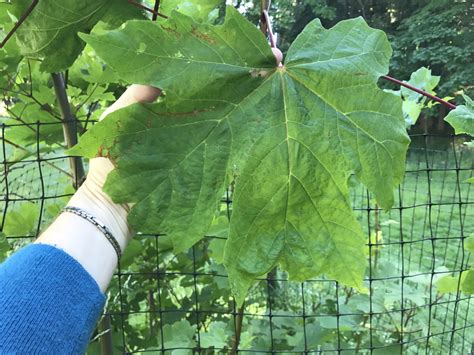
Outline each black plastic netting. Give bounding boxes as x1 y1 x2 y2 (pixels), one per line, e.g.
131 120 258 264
1 119 473 353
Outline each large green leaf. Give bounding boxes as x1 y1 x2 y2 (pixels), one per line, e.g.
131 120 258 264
13 0 144 72
72 8 409 304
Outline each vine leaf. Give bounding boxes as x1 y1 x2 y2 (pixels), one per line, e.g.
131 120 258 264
71 7 409 305
445 94 474 136
13 0 145 72
386 67 440 127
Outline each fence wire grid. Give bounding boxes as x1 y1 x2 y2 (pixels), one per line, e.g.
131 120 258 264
1 110 474 353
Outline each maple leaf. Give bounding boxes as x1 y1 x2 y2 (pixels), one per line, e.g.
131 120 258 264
71 7 410 304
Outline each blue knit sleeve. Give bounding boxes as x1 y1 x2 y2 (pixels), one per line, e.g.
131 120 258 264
0 243 106 354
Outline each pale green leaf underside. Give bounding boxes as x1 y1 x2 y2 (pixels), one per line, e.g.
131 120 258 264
73 8 409 305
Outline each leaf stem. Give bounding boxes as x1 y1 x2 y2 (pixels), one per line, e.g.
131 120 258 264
261 10 276 48
230 303 245 354
381 75 456 110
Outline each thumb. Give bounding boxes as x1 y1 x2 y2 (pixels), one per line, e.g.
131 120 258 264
100 84 161 121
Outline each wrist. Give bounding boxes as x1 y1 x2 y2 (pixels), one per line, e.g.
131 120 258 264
67 179 131 252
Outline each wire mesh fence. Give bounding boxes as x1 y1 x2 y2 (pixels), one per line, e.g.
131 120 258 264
1 120 473 353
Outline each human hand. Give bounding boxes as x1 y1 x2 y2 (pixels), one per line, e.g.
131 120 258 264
35 85 160 291
67 85 161 248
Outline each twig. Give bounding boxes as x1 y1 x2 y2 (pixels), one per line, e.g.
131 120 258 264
382 75 457 110
2 138 73 178
0 0 39 48
74 83 99 114
51 73 85 188
4 107 36 132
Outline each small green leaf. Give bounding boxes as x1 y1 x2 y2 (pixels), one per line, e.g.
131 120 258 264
4 202 39 236
387 67 440 127
436 272 470 294
465 235 474 253
465 177 474 184
400 67 440 101
159 319 197 349
445 94 474 136
461 270 474 294
200 321 231 349
436 275 459 293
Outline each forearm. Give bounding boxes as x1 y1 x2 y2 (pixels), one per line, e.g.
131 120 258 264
0 243 107 353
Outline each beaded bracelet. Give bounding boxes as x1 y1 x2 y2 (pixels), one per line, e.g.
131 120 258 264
63 206 122 262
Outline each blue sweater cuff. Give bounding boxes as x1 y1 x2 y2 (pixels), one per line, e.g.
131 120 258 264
0 243 106 354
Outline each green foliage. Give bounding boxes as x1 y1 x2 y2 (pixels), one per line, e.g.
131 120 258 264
158 319 197 351
200 321 231 349
71 8 409 305
3 202 38 236
13 0 145 72
436 235 474 295
390 0 473 99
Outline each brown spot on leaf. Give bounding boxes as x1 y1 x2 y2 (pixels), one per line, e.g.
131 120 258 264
191 26 216 44
161 24 181 38
160 107 214 117
96 143 113 160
